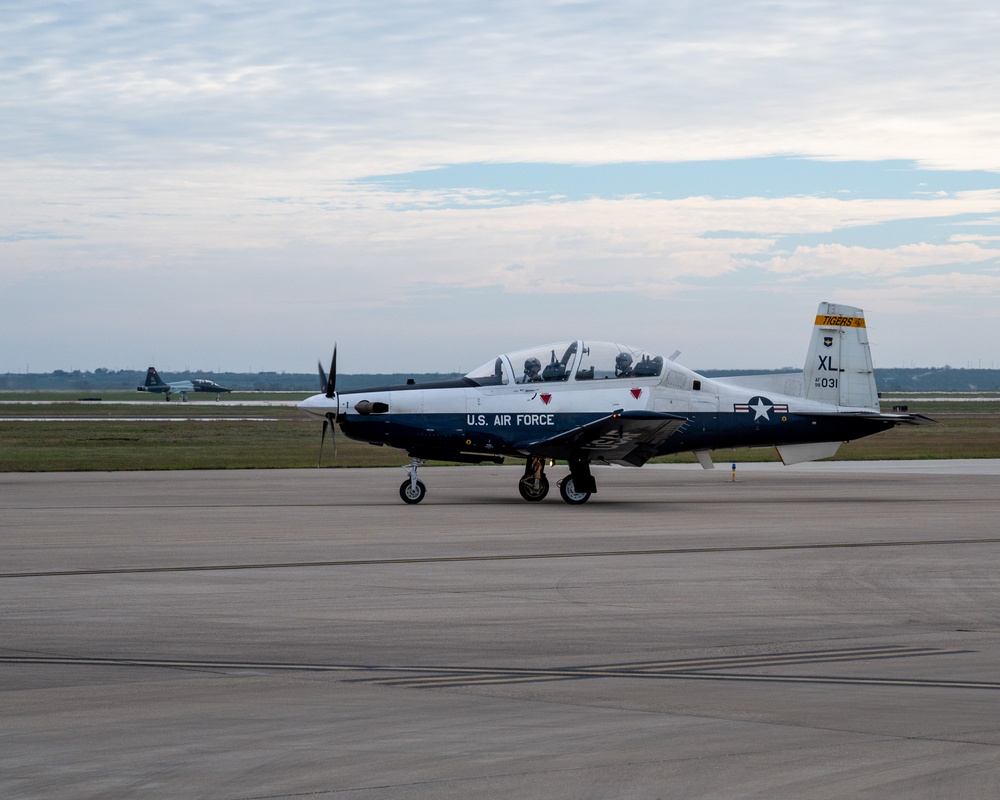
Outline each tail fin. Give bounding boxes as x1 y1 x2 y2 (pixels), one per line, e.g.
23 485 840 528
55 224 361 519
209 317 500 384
144 367 167 388
803 303 879 409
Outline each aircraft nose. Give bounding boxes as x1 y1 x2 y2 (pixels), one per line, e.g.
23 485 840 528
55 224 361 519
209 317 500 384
298 393 337 418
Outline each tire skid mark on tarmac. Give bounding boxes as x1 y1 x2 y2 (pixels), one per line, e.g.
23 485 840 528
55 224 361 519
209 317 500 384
4 537 1000 579
358 645 981 689
2 645 994 692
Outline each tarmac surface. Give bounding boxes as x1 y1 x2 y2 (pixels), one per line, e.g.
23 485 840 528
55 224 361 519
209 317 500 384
3 462 1000 799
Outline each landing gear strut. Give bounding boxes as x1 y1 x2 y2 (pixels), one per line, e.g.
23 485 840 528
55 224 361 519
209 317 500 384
518 457 549 502
399 458 427 504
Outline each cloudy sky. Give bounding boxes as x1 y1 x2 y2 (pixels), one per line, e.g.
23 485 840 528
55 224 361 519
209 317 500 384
3 1 999 375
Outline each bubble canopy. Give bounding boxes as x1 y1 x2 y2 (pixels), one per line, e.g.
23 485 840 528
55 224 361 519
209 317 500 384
464 341 665 386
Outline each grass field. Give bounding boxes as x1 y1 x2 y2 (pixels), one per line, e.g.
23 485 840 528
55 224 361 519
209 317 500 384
1 393 998 472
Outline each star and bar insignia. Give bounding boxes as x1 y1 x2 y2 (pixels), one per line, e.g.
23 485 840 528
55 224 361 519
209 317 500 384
733 396 789 421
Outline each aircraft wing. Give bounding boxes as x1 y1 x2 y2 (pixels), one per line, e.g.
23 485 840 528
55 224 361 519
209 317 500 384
517 410 688 467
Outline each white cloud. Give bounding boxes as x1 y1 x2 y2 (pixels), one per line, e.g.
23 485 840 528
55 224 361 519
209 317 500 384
3 1 1000 371
761 242 999 278
5 1 1000 171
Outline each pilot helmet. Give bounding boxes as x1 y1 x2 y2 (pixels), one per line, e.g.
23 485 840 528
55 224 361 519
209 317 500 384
616 352 633 370
524 357 542 374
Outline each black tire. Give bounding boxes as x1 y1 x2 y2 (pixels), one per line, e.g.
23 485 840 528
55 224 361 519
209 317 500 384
518 473 549 502
558 477 591 505
399 479 427 504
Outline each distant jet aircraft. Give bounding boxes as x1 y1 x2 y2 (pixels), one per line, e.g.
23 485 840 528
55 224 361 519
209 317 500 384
300 302 933 504
137 367 231 401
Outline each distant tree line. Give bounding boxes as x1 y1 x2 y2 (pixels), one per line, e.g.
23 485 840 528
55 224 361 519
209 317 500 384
0 369 464 392
4 366 1000 392
701 367 1000 392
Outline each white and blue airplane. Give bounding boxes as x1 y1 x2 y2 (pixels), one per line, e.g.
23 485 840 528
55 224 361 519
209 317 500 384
299 302 931 504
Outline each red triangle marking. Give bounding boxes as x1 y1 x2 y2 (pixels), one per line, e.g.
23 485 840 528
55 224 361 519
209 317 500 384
630 388 642 399
540 393 552 405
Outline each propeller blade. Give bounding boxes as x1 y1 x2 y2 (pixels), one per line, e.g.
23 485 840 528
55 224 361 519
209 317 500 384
317 412 339 467
317 360 328 394
318 416 329 467
325 345 337 398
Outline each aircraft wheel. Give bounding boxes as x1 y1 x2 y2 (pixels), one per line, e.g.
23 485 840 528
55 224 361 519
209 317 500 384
518 473 549 502
558 477 591 505
399 479 427 504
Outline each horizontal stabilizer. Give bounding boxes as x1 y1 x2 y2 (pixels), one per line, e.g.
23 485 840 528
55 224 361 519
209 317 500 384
800 410 936 426
868 412 936 426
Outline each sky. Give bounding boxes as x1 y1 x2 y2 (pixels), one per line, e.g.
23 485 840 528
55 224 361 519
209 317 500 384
3 1 1000 375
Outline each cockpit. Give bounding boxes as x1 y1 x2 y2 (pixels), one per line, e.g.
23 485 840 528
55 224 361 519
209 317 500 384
464 341 666 386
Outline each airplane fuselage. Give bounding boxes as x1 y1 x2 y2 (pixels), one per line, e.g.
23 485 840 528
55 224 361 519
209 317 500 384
301 361 895 465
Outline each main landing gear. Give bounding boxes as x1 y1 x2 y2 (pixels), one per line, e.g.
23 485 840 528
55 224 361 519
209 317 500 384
399 458 427 504
518 457 550 501
557 476 591 505
557 458 596 505
519 457 594 505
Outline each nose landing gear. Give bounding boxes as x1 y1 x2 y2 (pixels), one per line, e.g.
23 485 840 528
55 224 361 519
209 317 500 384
399 458 428 504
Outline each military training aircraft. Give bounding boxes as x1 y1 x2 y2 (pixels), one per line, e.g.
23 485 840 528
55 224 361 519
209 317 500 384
299 302 931 505
136 367 231 401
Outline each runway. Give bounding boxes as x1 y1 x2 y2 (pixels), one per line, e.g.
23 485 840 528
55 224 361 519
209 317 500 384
3 464 1000 798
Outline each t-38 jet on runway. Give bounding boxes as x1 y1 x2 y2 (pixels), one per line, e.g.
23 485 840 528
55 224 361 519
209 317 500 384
136 367 231 401
300 302 931 505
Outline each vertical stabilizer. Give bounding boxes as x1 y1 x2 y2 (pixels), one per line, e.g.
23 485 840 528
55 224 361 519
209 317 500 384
803 303 879 409
144 367 167 388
